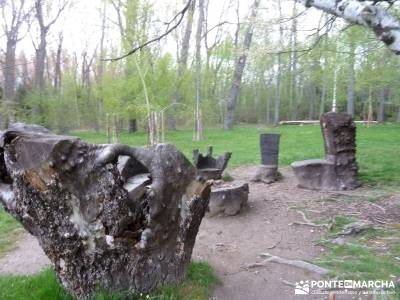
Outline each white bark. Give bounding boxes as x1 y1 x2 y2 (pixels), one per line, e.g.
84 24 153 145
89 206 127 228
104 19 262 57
300 0 400 54
274 0 283 125
194 0 205 141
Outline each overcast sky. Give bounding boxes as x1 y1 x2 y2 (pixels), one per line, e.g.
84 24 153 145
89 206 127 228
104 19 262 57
2 0 327 64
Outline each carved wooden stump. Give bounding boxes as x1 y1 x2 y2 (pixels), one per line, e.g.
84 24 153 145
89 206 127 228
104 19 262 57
291 113 361 190
208 181 249 216
193 146 232 180
252 134 280 184
0 125 211 299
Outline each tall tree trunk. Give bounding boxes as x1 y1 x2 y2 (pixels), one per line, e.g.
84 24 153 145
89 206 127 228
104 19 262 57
34 0 67 92
95 0 107 133
320 14 330 117
377 88 386 123
1 0 31 128
274 0 283 125
224 0 260 129
265 73 274 125
53 34 63 90
320 68 327 117
20 51 31 86
347 42 356 117
169 0 196 130
397 105 400 123
2 39 17 127
194 0 205 141
332 47 338 113
308 85 316 120
35 28 47 91
290 1 298 120
4 39 17 102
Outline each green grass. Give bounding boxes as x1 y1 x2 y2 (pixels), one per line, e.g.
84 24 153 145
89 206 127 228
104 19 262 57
72 123 400 185
329 215 357 235
315 219 400 298
0 207 22 257
0 261 219 300
319 243 400 280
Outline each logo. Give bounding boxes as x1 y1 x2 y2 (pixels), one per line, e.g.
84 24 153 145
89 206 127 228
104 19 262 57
294 279 396 296
295 280 310 295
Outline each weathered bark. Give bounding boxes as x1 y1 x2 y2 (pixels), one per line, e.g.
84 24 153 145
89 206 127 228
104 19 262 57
0 125 211 299
169 0 196 130
291 112 361 191
300 0 400 54
208 181 249 216
224 0 260 129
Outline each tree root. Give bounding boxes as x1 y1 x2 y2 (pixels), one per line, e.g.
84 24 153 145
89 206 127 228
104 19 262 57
244 252 330 275
289 210 331 229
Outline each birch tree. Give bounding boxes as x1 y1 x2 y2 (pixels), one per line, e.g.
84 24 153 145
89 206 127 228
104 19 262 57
299 0 400 54
194 0 205 140
347 41 356 117
289 1 298 120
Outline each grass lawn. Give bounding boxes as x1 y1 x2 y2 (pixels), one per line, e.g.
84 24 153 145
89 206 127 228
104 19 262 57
0 261 219 300
73 123 400 184
0 207 22 257
315 216 400 296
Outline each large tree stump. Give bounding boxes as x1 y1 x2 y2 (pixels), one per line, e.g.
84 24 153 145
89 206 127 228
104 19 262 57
193 146 232 180
252 134 281 184
0 125 211 299
208 181 249 216
291 113 361 190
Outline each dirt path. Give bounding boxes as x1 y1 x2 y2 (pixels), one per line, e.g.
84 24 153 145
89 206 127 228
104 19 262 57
193 167 328 300
0 167 398 300
0 232 50 275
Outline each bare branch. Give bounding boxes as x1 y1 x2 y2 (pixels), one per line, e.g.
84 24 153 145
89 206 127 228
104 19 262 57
299 0 400 54
103 0 194 61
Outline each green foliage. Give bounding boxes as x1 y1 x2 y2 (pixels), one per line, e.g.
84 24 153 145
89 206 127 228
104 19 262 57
0 262 219 300
316 227 400 287
222 173 234 182
329 215 356 235
9 1 400 132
